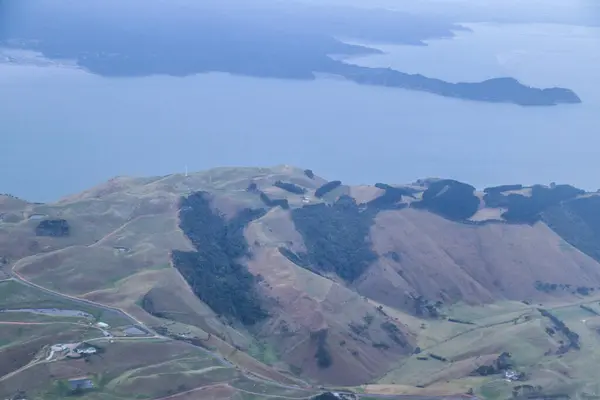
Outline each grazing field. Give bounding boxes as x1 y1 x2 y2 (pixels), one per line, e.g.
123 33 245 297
0 280 131 327
376 296 600 399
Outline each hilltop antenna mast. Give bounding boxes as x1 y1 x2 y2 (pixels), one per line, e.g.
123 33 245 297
185 165 188 177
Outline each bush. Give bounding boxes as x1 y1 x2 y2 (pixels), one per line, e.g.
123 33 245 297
173 192 268 326
304 169 315 179
315 181 342 198
291 195 377 282
274 180 306 195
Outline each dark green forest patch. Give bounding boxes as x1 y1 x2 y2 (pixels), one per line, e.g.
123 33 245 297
35 219 70 237
290 195 377 283
259 191 290 209
315 181 342 198
412 179 480 220
173 192 268 326
543 195 600 262
483 184 584 224
366 183 417 210
274 180 307 195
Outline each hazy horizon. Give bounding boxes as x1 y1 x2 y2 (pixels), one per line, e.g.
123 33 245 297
1 0 599 201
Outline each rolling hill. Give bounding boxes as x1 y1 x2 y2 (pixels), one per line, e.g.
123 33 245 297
3 166 600 399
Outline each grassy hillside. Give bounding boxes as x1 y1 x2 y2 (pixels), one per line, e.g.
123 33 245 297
5 167 600 399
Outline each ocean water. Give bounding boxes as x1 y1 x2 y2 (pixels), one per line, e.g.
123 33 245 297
1 23 599 201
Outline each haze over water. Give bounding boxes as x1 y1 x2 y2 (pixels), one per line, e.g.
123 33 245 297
1 13 599 201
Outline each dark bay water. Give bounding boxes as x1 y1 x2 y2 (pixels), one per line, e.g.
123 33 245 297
1 22 599 201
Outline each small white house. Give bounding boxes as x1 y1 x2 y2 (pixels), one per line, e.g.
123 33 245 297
504 370 520 381
96 322 110 329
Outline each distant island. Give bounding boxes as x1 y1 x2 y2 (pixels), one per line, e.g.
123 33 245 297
327 62 582 106
1 0 582 107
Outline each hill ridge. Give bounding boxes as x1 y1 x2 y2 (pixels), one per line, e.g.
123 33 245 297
4 166 600 397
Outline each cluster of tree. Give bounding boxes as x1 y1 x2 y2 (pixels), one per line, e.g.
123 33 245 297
366 183 416 210
348 322 370 339
259 192 290 209
312 329 332 368
511 385 561 400
311 393 357 400
304 169 315 179
173 192 269 326
429 353 448 362
483 184 523 194
35 219 70 237
140 292 167 319
380 321 407 347
538 308 580 351
348 313 375 339
447 318 475 325
278 247 311 268
543 196 600 263
534 280 596 296
384 251 401 262
290 195 377 282
484 184 584 224
412 179 480 220
372 342 390 350
311 394 339 400
473 352 513 376
274 180 307 195
412 296 443 318
580 305 600 316
315 181 342 198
